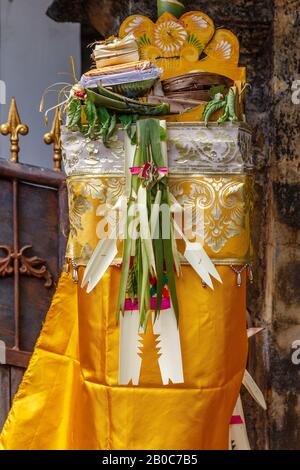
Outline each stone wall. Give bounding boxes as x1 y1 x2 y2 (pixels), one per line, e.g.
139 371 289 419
267 0 300 450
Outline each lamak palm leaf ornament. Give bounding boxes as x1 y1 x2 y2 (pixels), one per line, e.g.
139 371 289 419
119 10 242 82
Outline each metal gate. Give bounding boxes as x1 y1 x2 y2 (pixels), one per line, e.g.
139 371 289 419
0 100 68 429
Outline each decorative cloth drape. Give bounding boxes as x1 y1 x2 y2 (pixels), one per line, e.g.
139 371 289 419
0 122 252 450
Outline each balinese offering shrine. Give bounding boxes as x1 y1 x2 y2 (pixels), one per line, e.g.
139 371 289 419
0 0 266 450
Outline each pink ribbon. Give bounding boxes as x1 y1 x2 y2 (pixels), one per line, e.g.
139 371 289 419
141 162 151 178
129 166 168 176
158 167 168 175
130 167 141 175
124 297 171 311
230 415 244 425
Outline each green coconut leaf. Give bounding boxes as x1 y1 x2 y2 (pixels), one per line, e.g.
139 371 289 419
153 222 164 321
116 235 132 321
227 87 239 122
119 114 137 144
106 113 117 140
97 106 110 126
66 97 81 128
159 125 167 141
161 187 179 322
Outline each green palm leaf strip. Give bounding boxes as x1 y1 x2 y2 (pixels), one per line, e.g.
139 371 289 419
139 33 151 46
203 86 239 125
117 118 179 330
188 33 204 54
157 0 185 18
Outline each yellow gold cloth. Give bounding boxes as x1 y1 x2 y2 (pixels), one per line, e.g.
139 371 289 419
0 266 247 450
0 145 251 449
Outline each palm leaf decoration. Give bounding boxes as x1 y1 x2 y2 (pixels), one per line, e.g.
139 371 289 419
202 98 226 125
203 86 239 125
188 33 204 54
139 33 151 47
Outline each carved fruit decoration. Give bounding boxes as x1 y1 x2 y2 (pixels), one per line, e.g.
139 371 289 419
119 11 241 80
154 19 187 57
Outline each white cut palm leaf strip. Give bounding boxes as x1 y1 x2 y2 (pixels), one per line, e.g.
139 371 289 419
169 194 221 288
242 369 267 410
168 192 182 277
152 306 184 385
119 310 143 385
229 395 251 450
82 131 135 292
247 327 264 338
82 236 118 293
170 220 181 277
82 195 126 292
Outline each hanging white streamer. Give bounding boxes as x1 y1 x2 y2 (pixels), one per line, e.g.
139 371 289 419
242 369 267 410
229 396 251 450
118 309 184 386
119 311 143 385
152 308 184 385
82 195 127 292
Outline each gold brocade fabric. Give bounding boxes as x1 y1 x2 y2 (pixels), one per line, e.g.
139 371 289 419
66 174 253 266
0 267 247 450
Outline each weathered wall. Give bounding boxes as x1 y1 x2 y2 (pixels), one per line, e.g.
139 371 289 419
266 0 300 450
46 0 300 449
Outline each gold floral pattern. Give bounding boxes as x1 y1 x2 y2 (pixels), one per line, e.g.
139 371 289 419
68 185 93 237
66 176 126 265
169 175 252 254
